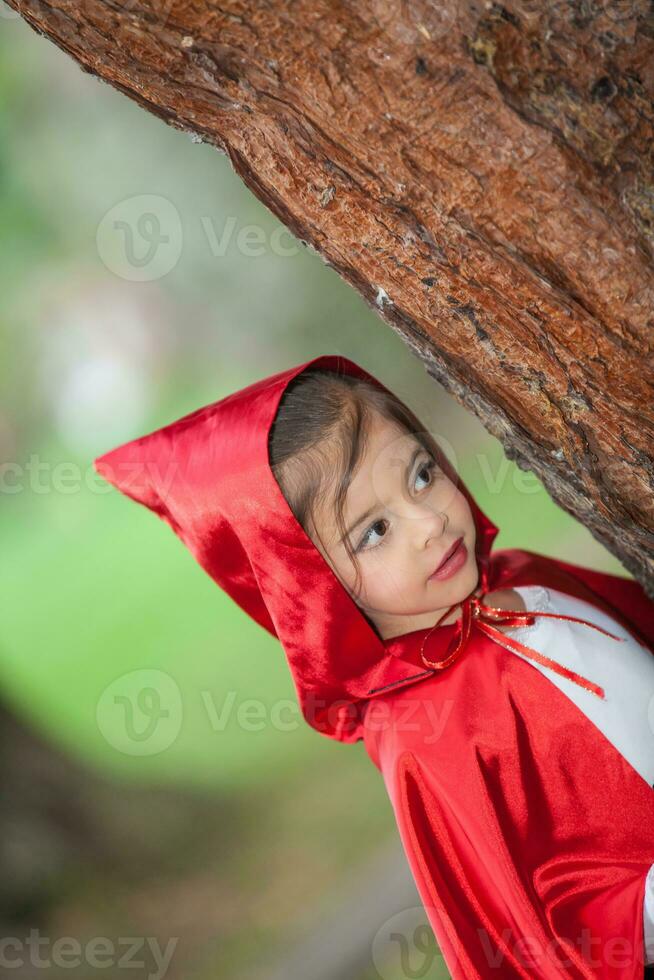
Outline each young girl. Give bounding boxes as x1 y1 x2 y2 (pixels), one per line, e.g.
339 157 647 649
93 354 654 979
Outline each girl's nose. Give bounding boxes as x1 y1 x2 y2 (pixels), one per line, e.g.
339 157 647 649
407 503 448 546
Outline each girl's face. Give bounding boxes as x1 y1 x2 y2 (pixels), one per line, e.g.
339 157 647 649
311 409 479 640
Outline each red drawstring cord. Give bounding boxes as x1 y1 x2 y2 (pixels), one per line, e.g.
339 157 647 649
419 593 626 700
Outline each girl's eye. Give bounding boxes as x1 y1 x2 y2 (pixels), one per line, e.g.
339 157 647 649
354 456 439 553
357 518 388 552
414 457 438 492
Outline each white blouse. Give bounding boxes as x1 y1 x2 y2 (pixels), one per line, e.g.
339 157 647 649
497 585 654 965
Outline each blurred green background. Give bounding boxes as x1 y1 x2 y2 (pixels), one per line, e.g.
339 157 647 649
0 7 626 979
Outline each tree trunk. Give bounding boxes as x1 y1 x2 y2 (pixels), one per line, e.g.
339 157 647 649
9 0 654 592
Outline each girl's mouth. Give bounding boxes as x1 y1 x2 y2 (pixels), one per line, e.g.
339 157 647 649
428 536 467 581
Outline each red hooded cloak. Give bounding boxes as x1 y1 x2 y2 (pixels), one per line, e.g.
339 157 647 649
93 354 654 979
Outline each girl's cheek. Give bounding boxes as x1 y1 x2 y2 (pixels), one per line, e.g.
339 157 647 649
455 486 468 507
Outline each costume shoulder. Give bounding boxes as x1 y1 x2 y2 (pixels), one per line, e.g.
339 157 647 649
363 551 654 978
489 547 654 653
380 741 653 979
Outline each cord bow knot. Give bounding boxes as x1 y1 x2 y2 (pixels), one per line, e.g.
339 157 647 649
419 591 626 700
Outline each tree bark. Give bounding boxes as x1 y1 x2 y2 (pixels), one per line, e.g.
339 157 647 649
9 0 654 591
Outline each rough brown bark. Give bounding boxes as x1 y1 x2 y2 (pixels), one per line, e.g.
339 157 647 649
9 0 654 591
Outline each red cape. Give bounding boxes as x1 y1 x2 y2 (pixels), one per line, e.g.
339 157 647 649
92 354 654 978
363 547 654 979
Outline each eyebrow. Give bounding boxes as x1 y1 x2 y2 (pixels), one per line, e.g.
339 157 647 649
340 444 424 546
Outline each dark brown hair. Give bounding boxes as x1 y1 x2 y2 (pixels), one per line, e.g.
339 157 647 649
268 367 443 597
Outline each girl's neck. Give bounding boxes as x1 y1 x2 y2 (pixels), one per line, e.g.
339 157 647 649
380 587 527 641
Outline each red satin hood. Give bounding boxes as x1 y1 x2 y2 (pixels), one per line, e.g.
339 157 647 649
93 354 499 742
